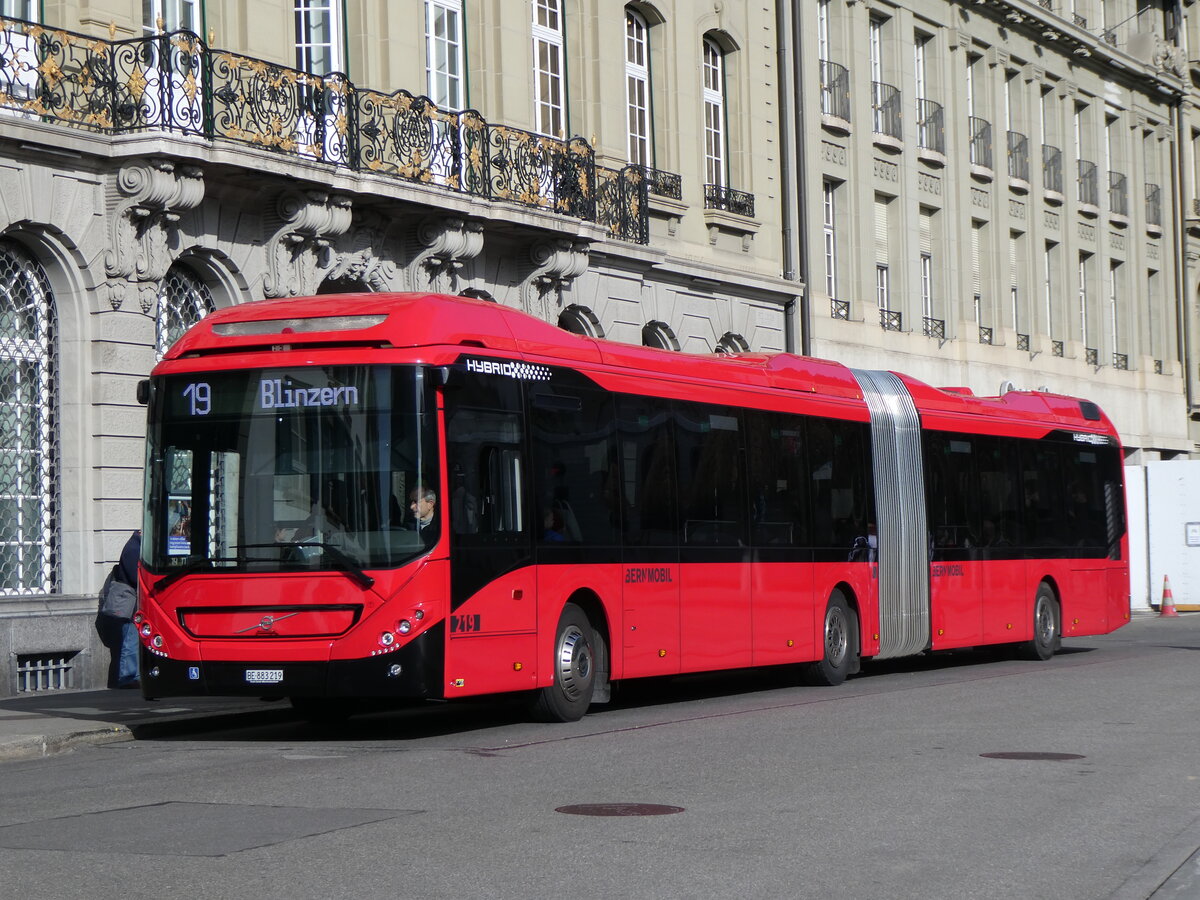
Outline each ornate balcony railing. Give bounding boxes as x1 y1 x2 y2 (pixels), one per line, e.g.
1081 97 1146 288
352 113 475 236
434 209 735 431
1017 333 1030 351
637 166 682 200
831 299 850 320
1073 13 1088 27
969 116 993 169
704 184 755 218
1007 131 1030 182
979 326 994 345
1052 340 1065 357
1108 171 1128 216
1078 160 1099 207
880 309 902 332
819 59 851 123
1038 0 1054 9
1086 347 1099 365
922 316 945 339
1113 352 1129 370
1155 359 1164 374
916 98 943 153
871 81 902 141
1146 183 1162 227
0 16 649 243
1043 144 1063 194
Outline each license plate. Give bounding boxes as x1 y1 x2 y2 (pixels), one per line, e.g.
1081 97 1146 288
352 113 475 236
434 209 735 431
245 669 284 684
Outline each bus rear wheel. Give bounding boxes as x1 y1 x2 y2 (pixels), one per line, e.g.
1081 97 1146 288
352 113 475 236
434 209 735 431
1018 584 1061 661
803 592 859 686
530 603 595 723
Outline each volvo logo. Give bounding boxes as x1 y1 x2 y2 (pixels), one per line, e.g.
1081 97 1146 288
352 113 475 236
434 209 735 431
233 611 299 634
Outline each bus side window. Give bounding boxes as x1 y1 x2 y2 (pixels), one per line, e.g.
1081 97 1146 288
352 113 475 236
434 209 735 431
446 406 527 544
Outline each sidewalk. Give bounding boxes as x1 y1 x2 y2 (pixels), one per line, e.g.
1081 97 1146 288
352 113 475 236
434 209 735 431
0 688 293 762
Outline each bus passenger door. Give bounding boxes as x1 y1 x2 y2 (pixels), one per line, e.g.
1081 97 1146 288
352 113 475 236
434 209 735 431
443 374 538 697
924 432 983 647
617 395 680 677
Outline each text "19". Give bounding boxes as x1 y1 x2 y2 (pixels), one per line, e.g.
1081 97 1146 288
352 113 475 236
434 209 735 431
183 382 211 416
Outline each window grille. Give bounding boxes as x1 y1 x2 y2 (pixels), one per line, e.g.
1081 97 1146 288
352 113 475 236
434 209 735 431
156 264 215 360
16 651 77 692
0 240 59 596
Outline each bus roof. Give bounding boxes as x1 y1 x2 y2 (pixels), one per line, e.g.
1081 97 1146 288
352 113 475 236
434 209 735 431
163 292 1116 434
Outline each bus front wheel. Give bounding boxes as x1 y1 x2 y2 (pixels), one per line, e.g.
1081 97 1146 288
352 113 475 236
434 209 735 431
803 592 859 686
1018 584 1061 661
530 603 596 722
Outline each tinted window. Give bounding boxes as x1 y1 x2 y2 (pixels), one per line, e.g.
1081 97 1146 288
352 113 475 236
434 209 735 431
616 395 677 546
809 417 872 556
744 410 810 547
530 386 620 546
675 403 747 546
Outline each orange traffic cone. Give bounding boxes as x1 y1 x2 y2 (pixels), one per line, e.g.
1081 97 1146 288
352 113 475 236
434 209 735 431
1160 576 1180 618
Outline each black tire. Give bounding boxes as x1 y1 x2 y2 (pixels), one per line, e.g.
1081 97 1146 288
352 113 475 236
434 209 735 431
530 603 596 722
1018 583 1061 661
803 592 859 686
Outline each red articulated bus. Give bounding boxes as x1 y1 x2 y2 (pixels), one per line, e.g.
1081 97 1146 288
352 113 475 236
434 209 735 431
136 292 1130 721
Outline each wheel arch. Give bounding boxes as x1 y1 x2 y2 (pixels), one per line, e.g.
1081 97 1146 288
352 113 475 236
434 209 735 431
563 588 612 703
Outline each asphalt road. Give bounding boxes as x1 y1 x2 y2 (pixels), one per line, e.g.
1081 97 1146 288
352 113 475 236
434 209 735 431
1 613 1198 900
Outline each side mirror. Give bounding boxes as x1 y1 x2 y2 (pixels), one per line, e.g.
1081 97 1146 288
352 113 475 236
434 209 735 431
136 379 150 406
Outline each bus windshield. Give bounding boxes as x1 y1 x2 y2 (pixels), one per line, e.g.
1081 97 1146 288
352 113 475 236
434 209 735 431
143 365 438 576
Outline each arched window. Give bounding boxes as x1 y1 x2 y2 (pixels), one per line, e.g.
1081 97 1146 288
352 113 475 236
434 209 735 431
625 8 652 166
642 320 679 350
558 304 604 338
0 239 59 595
156 263 215 361
715 332 749 354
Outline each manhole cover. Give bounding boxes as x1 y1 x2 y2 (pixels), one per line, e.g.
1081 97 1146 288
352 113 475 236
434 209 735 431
556 803 685 817
980 752 1086 761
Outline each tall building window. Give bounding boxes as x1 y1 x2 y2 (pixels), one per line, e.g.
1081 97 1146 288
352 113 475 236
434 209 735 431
1078 251 1092 345
625 8 652 166
0 240 59 596
874 196 890 310
1108 260 1122 355
532 0 565 136
1009 232 1022 330
971 220 984 323
817 0 830 60
156 264 216 361
919 208 934 320
295 0 343 75
1044 241 1059 339
823 181 838 300
143 0 199 33
1 1 36 19
426 0 465 109
702 37 726 187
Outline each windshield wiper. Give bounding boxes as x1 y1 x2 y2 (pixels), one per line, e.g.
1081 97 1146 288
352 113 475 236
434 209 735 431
154 556 233 592
253 541 376 590
154 545 375 591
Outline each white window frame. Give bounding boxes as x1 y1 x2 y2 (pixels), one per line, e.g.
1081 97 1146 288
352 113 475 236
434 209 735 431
1079 252 1090 345
817 0 830 60
876 264 890 311
532 0 565 137
295 0 344 76
1 1 36 20
702 37 726 187
143 0 199 33
426 0 465 110
625 8 651 166
823 181 838 300
920 253 933 320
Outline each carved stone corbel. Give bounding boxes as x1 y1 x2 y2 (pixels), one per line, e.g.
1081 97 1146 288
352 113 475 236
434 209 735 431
262 190 353 298
325 220 401 293
103 159 204 310
405 217 485 293
520 238 590 321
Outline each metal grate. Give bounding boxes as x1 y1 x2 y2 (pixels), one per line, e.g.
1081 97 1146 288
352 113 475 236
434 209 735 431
831 299 850 321
880 309 902 332
923 317 945 340
17 651 78 692
1052 340 1065 357
979 326 994 345
0 240 60 596
1086 347 1099 365
1017 333 1030 351
156 264 216 360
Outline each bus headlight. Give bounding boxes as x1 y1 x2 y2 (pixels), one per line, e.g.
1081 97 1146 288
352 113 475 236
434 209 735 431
380 631 395 647
397 619 412 635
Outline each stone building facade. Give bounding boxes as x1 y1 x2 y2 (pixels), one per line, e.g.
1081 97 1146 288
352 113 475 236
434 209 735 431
0 0 792 695
0 0 1195 697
